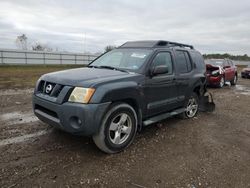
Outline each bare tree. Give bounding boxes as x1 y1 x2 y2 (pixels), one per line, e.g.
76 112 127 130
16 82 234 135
32 42 53 52
16 34 28 50
104 45 116 52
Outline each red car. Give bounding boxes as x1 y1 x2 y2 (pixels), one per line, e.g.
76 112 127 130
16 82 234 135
205 59 238 88
241 65 250 78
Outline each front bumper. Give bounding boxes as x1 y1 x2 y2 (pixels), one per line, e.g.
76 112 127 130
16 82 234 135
33 94 111 136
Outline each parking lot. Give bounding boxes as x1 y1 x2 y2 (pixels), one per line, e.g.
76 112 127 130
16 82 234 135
0 75 250 187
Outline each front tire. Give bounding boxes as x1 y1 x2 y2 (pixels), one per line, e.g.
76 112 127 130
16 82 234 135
93 103 138 154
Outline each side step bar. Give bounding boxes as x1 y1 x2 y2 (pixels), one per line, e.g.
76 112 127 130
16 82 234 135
143 108 185 126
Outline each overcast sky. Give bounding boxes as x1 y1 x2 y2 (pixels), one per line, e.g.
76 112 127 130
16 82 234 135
0 0 250 54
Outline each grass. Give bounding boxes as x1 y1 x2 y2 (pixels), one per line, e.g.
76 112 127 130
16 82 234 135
0 64 247 90
0 64 84 89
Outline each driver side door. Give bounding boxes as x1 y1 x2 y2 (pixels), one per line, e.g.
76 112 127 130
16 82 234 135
144 51 178 117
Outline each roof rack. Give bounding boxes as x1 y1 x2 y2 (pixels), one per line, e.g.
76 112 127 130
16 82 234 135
158 41 194 49
119 40 194 49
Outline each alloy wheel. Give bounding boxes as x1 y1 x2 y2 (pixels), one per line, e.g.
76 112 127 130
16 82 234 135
108 113 132 145
186 97 198 118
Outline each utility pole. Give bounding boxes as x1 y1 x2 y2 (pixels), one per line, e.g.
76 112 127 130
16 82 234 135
83 33 86 54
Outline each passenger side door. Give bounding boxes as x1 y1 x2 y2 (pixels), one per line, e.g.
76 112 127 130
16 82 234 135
174 50 193 106
144 51 179 117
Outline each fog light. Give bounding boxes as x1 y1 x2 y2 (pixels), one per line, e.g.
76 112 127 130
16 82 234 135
69 116 82 129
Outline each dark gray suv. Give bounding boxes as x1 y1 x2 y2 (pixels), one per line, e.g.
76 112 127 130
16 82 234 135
33 40 207 153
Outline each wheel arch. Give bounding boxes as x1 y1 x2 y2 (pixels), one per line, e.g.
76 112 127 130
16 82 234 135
111 98 143 132
192 78 206 98
193 85 201 97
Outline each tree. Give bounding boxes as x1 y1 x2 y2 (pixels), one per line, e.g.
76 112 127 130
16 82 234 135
203 53 250 61
104 45 116 52
16 34 28 50
32 42 53 52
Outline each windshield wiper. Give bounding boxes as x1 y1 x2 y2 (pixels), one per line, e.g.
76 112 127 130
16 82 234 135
87 65 99 68
88 65 129 73
98 65 129 73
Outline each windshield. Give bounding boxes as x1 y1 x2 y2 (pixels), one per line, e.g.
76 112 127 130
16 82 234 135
206 60 225 66
90 49 152 71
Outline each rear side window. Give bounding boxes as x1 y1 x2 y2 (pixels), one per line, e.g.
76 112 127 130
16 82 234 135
175 51 192 73
152 52 173 74
184 52 192 72
228 60 234 66
190 51 205 71
223 60 230 67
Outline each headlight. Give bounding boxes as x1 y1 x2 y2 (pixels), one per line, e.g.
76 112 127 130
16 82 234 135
68 87 95 104
211 70 220 76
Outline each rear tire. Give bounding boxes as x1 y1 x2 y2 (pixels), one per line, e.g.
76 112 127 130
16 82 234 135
179 92 199 119
93 103 138 154
230 74 237 85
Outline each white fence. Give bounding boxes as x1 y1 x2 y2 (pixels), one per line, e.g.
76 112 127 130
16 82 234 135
0 49 99 65
0 48 249 66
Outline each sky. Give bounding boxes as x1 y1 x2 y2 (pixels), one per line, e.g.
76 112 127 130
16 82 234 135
0 0 250 55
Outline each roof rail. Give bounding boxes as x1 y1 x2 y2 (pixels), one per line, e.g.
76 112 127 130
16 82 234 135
119 40 194 49
156 41 194 49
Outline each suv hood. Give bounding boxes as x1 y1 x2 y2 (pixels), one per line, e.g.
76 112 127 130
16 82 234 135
41 67 139 87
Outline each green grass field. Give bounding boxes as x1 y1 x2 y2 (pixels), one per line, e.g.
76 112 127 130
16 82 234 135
0 65 84 89
0 64 247 90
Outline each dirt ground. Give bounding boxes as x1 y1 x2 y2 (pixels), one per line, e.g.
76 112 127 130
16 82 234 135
0 78 250 188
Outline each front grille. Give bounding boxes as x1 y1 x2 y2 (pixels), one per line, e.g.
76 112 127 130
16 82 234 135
37 80 64 98
38 80 45 92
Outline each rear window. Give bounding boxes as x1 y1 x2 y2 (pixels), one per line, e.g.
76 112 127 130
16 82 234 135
228 60 234 66
223 61 230 67
175 51 192 73
190 51 205 71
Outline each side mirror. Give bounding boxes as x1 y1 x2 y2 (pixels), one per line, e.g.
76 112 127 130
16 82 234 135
152 65 169 76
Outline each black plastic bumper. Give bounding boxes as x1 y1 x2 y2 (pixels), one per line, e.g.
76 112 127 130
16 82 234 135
33 95 111 136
